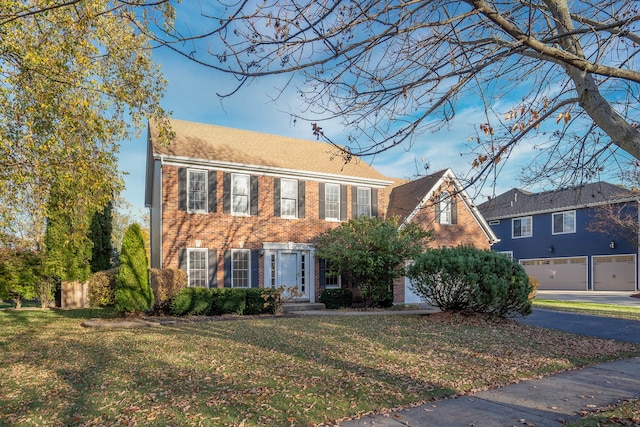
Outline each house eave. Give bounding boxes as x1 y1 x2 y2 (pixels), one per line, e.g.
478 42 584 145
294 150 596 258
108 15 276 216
154 154 394 188
482 197 640 221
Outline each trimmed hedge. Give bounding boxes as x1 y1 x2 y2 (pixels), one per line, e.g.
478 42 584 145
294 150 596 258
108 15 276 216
170 288 212 316
319 288 353 309
169 287 280 316
151 268 187 313
407 246 532 317
88 268 118 307
245 288 280 315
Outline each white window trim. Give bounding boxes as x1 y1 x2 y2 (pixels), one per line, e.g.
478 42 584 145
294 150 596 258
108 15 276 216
231 173 250 216
325 183 340 221
231 249 251 288
187 248 208 288
187 169 207 214
552 210 576 235
439 191 452 225
512 216 533 239
356 187 372 218
280 178 298 219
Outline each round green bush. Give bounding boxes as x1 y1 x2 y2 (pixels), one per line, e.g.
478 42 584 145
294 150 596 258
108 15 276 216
407 246 532 317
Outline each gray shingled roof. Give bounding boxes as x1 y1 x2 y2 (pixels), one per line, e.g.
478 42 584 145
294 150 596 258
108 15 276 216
478 182 640 220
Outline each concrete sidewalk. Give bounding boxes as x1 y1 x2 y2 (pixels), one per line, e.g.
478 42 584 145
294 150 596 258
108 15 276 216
338 357 640 426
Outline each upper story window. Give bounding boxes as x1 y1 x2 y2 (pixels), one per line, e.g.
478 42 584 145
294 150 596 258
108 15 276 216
232 173 250 216
356 187 371 217
187 248 208 287
325 183 340 221
512 216 532 238
439 191 452 225
188 169 207 212
232 249 250 288
281 179 298 218
553 210 576 235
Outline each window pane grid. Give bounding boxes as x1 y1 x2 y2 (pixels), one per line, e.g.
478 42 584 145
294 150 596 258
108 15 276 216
188 170 207 212
357 187 371 217
232 174 249 215
325 184 339 220
281 179 298 217
439 191 451 224
232 250 249 288
188 249 207 287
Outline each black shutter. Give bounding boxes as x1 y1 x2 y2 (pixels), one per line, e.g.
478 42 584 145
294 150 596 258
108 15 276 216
435 195 441 224
208 171 217 213
178 168 187 211
274 178 281 217
250 250 259 288
298 181 305 218
178 248 187 272
352 187 357 218
372 188 378 217
250 175 259 216
223 173 231 214
451 195 458 224
319 259 326 290
223 250 231 287
208 250 217 288
319 183 325 219
340 185 348 221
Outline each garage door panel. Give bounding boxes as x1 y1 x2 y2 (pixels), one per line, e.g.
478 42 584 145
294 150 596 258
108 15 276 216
593 255 636 291
521 257 587 290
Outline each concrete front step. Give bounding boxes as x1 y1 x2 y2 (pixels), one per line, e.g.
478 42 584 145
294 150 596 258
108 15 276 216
282 302 326 313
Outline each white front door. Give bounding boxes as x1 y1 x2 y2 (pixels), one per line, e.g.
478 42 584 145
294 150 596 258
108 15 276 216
279 252 310 300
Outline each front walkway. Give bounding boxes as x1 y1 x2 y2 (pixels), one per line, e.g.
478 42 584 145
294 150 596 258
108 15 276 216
338 357 640 426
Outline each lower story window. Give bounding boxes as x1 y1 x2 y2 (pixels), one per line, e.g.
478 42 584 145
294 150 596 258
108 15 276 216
232 249 250 288
324 259 341 289
188 248 208 287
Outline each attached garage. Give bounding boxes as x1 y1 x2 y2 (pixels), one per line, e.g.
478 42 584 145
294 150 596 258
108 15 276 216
520 257 588 290
593 255 636 291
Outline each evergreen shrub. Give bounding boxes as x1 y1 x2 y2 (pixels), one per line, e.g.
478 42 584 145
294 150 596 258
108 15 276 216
150 268 188 312
114 223 153 313
319 288 353 309
88 268 118 307
170 287 212 316
407 246 532 317
245 288 280 315
210 288 247 315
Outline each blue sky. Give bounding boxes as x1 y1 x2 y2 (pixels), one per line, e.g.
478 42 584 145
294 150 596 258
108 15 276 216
117 43 537 218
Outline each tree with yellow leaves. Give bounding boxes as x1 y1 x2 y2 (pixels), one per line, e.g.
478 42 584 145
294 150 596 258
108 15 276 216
0 1 173 248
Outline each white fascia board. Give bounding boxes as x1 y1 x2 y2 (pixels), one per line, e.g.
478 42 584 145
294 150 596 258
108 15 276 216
156 154 393 188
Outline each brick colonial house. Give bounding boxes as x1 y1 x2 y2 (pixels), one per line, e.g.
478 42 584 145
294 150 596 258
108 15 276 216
145 119 497 303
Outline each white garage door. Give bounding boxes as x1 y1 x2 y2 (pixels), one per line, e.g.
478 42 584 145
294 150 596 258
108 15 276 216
593 255 636 291
520 257 588 290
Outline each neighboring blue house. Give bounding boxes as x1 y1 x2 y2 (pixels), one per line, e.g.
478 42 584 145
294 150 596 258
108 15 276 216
478 182 639 291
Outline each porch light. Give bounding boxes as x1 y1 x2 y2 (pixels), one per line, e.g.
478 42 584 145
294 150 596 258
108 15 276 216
609 240 615 249
548 245 554 253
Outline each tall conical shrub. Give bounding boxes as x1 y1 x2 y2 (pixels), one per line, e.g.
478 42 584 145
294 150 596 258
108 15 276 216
115 223 152 313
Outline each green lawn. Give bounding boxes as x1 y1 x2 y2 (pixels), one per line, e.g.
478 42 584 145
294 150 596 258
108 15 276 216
1 309 638 426
533 299 640 321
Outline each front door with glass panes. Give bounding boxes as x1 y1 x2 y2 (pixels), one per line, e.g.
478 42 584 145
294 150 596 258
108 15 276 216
268 251 310 300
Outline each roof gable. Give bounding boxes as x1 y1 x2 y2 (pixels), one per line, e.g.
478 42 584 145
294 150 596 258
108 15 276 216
149 118 391 183
478 182 640 220
388 169 498 243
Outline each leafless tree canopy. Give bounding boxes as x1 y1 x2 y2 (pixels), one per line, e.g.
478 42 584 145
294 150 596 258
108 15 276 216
153 0 639 189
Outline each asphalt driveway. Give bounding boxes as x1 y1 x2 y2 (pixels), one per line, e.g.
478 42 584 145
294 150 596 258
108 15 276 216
518 308 640 344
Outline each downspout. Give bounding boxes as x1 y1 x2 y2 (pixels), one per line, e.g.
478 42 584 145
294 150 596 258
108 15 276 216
159 154 164 270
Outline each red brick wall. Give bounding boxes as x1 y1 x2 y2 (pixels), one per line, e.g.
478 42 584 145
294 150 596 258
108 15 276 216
393 183 492 303
160 165 389 297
